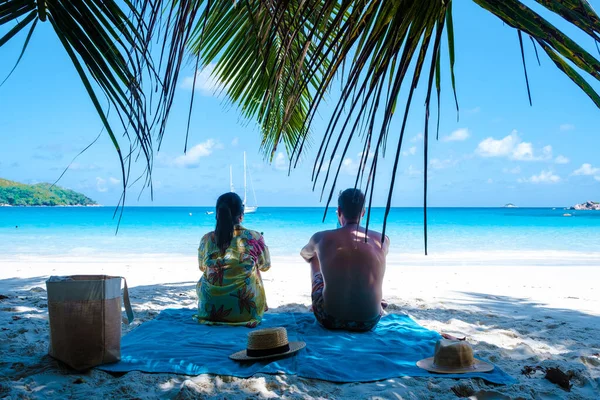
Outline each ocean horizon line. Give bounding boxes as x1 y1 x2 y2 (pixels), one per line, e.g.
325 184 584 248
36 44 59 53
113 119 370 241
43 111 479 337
5 205 578 209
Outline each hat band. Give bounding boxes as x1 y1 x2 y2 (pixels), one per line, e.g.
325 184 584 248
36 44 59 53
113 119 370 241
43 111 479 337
246 344 290 358
433 363 475 371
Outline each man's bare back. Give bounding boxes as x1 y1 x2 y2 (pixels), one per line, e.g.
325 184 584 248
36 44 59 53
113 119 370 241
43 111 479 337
301 223 388 324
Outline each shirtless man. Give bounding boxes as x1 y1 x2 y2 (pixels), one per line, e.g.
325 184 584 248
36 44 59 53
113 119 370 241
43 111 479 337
300 188 388 332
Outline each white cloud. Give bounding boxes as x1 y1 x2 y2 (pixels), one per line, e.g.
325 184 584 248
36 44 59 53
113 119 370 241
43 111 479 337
487 178 493 184
319 159 331 173
173 139 220 168
410 133 423 143
231 137 239 146
338 156 375 175
275 152 288 171
95 176 121 192
466 107 481 114
476 131 518 158
572 163 600 182
554 155 569 164
512 142 534 160
442 128 470 142
519 170 561 184
96 177 107 192
402 146 417 156
406 165 421 176
340 158 359 175
573 163 600 177
502 166 521 174
357 151 375 160
429 158 457 170
181 63 226 95
559 124 575 132
542 145 553 158
476 130 551 161
67 163 100 171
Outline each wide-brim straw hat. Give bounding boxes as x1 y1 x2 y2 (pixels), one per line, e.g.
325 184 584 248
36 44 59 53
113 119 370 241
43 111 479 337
230 327 306 361
417 339 494 374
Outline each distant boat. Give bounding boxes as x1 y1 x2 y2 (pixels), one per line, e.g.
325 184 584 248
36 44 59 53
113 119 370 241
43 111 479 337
563 213 572 217
230 152 258 214
206 211 214 215
189 212 193 216
503 203 517 208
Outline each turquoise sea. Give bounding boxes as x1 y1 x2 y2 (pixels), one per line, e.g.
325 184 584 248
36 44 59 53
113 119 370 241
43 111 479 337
1 207 599 258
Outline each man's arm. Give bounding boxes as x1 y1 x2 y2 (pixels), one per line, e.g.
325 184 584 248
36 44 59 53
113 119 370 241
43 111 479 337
300 233 321 262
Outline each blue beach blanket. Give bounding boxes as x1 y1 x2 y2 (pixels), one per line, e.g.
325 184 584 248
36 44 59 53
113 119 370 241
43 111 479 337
98 309 514 384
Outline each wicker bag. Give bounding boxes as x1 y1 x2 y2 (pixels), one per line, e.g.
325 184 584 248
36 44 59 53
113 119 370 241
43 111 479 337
46 275 134 370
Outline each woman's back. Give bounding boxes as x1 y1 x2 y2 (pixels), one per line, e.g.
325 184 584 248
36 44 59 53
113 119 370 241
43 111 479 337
195 225 271 326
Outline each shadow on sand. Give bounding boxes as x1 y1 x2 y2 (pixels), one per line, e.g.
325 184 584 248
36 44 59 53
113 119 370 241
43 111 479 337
1 278 599 399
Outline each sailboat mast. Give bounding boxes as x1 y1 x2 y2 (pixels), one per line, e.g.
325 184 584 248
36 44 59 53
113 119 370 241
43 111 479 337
243 152 248 206
229 165 234 193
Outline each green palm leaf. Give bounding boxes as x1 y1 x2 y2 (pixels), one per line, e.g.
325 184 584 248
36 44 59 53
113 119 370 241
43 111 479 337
0 0 166 220
187 0 337 160
3 0 600 252
191 0 600 253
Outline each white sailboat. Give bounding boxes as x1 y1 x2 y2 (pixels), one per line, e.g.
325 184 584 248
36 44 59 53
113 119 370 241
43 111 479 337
243 152 258 213
230 152 258 214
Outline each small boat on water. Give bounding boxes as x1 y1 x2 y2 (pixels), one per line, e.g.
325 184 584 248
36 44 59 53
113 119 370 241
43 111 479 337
503 203 517 208
563 213 572 217
206 211 214 215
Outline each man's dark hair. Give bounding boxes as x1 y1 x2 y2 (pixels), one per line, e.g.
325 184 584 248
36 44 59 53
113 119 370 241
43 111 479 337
338 188 365 221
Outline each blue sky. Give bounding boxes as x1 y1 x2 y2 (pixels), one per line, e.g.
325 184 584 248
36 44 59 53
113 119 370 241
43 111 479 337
1 1 599 207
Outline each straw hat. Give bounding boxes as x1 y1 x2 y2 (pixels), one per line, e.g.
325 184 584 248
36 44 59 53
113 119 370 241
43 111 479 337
417 339 494 374
229 327 306 361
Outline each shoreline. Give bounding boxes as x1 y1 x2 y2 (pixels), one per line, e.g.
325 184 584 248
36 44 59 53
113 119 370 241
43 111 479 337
3 249 600 265
1 253 599 398
2 205 597 208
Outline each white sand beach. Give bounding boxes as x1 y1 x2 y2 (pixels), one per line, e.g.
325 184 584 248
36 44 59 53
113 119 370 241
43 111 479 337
1 252 599 399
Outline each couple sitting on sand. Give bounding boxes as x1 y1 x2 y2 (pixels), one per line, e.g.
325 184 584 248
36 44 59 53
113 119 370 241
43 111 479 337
195 188 388 332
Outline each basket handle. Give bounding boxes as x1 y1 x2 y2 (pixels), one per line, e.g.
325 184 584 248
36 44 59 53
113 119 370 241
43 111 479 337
121 278 134 325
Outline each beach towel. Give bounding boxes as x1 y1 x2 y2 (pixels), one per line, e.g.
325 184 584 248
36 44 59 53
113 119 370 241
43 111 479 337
97 309 515 384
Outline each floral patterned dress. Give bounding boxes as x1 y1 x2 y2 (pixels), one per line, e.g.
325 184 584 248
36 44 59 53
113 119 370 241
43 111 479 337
195 225 271 327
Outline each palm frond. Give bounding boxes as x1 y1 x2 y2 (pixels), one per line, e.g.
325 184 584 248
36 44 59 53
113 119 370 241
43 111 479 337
473 0 600 107
0 0 161 220
131 0 204 154
187 0 337 160
193 0 600 254
3 0 600 253
282 0 451 252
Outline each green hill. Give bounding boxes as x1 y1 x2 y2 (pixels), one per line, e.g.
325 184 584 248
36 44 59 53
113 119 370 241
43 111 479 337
0 178 97 206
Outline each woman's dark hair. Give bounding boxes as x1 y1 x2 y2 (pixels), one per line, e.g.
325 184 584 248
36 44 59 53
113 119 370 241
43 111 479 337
215 192 244 253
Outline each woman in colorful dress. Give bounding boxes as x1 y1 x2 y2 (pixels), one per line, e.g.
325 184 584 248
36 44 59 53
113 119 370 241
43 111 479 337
195 192 271 327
